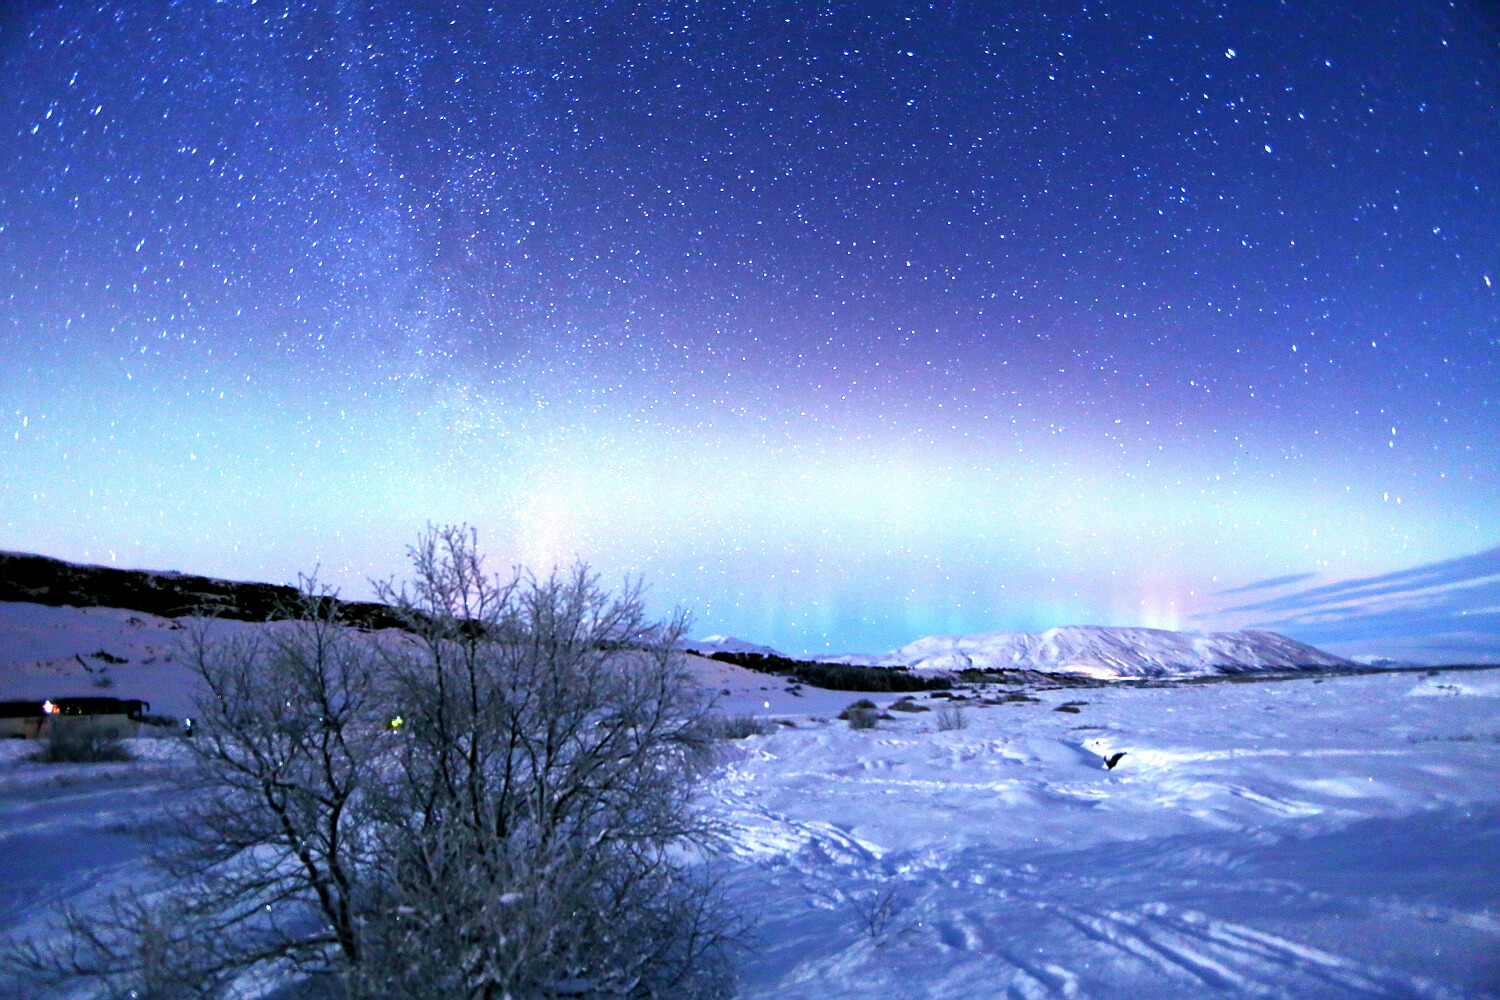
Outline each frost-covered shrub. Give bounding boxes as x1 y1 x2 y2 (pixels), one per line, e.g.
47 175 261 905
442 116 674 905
935 705 967 731
9 526 740 1000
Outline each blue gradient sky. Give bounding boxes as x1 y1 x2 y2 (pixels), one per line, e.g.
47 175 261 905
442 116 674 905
3 1 1497 655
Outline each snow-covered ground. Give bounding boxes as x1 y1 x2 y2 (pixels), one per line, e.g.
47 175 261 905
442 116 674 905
0 601 858 721
2 602 1497 997
709 671 1500 999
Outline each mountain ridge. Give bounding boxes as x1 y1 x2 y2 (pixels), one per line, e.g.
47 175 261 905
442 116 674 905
819 624 1353 679
0 550 407 630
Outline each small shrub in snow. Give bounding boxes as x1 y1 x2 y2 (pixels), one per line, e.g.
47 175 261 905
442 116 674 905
888 697 930 713
839 698 880 729
837 698 877 719
935 705 967 731
707 713 774 739
31 724 132 763
849 884 903 940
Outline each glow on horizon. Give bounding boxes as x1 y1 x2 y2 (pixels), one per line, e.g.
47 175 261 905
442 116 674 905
2 2 1496 657
5 355 1493 655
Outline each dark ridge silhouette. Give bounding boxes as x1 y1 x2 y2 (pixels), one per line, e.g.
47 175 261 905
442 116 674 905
0 551 407 630
706 651 953 692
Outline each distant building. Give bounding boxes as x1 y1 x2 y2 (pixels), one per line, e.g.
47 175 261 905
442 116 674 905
0 697 150 739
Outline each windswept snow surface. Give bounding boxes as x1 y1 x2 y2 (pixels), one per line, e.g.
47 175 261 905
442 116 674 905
2 598 1496 998
823 625 1352 679
709 671 1500 999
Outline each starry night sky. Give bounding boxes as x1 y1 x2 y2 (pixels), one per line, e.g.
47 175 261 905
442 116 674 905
2 1 1497 655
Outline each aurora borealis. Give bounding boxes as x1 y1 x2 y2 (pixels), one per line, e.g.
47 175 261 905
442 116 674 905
2 1 1496 655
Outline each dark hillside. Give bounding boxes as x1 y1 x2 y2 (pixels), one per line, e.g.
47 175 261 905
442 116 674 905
0 551 406 630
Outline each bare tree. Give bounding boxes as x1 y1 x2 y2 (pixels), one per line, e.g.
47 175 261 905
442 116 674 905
8 529 738 1000
359 526 735 1000
848 884 902 941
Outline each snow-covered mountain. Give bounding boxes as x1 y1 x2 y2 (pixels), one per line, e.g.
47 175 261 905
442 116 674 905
680 635 785 658
820 625 1352 679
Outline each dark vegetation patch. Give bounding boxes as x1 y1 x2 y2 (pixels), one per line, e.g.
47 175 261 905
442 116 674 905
958 668 1102 688
888 697 930 713
838 700 883 729
1172 661 1453 686
708 652 952 692
837 699 877 719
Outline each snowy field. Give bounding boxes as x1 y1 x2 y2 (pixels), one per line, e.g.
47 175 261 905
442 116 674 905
710 672 1500 999
0 602 1497 997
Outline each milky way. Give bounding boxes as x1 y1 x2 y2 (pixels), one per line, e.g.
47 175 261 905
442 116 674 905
2 2 1496 654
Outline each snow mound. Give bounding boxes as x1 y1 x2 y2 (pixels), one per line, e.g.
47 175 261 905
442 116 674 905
680 635 785 658
1406 673 1500 698
821 625 1351 679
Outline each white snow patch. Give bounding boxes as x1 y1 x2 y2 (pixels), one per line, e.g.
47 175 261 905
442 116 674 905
681 635 786 657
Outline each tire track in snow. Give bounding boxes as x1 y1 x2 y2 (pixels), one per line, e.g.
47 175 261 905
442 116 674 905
730 833 1495 1000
